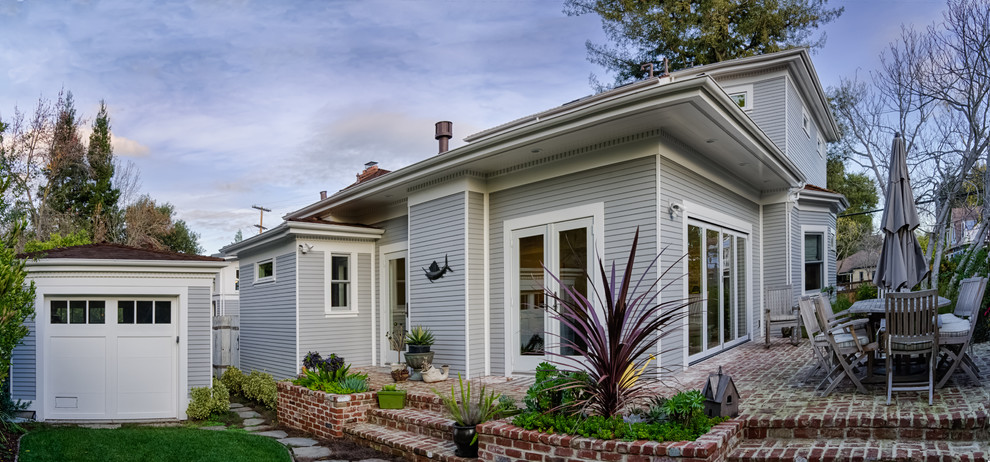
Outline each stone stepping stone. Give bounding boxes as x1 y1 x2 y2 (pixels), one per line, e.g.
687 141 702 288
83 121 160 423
236 410 261 418
253 430 288 439
200 425 227 431
292 446 331 460
228 403 246 409
278 437 318 447
242 418 266 427
243 424 274 432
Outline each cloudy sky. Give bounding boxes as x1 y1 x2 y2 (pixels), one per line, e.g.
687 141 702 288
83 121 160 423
0 0 948 254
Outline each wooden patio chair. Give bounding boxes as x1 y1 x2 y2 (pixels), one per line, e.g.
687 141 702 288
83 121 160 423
797 295 830 383
936 277 987 388
813 295 876 396
765 285 799 348
884 290 939 405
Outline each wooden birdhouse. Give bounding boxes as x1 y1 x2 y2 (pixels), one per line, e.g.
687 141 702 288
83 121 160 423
701 366 740 418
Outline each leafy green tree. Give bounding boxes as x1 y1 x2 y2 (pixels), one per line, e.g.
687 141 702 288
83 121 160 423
124 195 203 254
86 101 121 243
23 230 92 254
828 153 879 260
0 175 36 387
233 229 243 244
565 0 844 87
160 219 203 255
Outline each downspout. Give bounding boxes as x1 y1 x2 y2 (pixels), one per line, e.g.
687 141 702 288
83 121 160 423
786 184 806 287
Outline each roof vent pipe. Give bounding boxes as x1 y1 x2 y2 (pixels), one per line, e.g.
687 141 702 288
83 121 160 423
320 190 327 200
435 121 452 154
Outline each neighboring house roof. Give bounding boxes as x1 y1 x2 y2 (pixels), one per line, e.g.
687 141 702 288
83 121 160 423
837 249 879 274
343 164 392 190
18 243 224 262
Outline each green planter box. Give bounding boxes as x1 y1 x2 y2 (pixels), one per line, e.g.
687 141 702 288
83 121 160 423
377 390 407 409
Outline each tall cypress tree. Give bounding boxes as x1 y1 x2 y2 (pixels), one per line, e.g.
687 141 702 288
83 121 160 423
44 91 90 233
87 101 121 242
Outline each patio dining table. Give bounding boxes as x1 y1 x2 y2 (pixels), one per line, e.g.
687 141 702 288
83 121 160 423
845 295 951 384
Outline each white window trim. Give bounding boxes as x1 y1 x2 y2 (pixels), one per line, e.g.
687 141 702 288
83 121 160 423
254 258 276 284
802 107 812 138
817 133 826 159
801 225 828 294
724 83 753 112
326 252 357 316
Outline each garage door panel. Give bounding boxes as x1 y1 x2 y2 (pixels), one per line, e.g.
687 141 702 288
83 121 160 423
48 336 107 417
117 336 174 416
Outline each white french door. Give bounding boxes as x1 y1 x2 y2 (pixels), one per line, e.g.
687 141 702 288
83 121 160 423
511 218 593 372
379 249 407 365
687 220 749 362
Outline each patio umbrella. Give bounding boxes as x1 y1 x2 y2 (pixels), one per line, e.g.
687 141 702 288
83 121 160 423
874 133 929 291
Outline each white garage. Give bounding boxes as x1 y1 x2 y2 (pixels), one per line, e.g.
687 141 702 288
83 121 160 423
11 244 226 421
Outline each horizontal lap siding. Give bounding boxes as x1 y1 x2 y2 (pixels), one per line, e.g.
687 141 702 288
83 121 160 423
660 157 761 370
410 194 467 375
786 80 826 186
224 299 240 317
11 317 36 400
188 286 212 390
763 202 789 291
751 76 787 153
468 192 486 377
490 155 658 376
239 253 297 379
298 251 373 365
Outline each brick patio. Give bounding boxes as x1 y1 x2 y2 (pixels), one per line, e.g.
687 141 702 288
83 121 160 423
312 338 990 460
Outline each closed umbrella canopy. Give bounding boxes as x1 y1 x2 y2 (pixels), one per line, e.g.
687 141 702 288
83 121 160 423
874 133 929 291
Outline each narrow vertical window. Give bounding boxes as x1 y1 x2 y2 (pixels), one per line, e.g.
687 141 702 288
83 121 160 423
804 234 824 291
330 255 350 311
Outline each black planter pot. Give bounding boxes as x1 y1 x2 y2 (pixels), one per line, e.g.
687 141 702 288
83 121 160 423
451 424 478 458
407 344 431 354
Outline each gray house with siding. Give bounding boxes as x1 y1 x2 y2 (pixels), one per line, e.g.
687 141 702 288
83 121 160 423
224 48 846 379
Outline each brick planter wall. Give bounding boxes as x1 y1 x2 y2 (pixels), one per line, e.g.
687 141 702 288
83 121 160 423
277 381 376 439
476 419 745 462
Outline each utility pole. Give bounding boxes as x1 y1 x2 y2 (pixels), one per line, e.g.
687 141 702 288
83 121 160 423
252 205 271 234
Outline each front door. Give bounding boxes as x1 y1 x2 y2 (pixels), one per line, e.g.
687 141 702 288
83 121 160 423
380 250 407 365
511 218 593 372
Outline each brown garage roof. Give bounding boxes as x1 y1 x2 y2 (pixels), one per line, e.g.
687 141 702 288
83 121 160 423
18 243 225 262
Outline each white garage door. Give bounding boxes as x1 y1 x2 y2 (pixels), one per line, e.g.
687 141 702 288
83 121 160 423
46 299 177 420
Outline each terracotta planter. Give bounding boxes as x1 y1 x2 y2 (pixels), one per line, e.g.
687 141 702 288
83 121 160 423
452 424 478 458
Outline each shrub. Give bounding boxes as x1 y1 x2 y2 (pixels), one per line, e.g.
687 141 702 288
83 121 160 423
292 352 368 395
186 379 229 420
242 371 277 410
511 410 724 442
659 390 703 426
544 228 689 417
220 366 245 396
855 283 878 301
523 362 587 413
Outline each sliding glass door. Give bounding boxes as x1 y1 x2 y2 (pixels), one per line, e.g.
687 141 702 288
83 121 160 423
687 220 749 361
512 218 592 372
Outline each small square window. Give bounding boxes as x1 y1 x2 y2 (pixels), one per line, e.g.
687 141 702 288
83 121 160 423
89 301 106 324
256 259 275 283
69 300 87 324
118 301 135 323
136 300 154 324
730 92 747 109
155 301 172 324
51 300 68 324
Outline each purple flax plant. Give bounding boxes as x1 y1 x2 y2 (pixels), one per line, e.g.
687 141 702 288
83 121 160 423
543 227 690 418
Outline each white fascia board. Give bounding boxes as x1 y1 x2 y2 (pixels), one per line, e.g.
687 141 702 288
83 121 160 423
221 223 291 256
286 221 384 239
797 189 849 213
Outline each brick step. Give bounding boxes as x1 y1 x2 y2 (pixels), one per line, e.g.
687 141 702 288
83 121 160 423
742 414 990 441
366 407 456 441
345 422 475 462
727 437 989 462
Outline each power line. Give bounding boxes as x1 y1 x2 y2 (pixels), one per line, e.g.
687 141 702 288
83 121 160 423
252 205 271 234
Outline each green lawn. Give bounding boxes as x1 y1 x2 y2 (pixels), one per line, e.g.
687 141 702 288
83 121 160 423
19 426 292 462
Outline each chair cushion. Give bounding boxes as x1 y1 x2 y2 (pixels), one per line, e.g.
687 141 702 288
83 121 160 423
889 340 935 351
939 320 971 339
769 314 798 322
815 331 870 349
939 313 966 324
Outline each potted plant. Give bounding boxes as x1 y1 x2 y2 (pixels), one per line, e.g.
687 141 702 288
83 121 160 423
406 325 435 353
386 325 409 382
377 384 407 409
435 374 503 458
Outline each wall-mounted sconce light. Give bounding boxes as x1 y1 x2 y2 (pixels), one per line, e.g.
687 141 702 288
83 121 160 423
668 203 683 219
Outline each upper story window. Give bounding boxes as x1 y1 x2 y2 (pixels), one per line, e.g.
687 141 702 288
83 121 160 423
255 258 275 284
802 108 812 138
329 254 352 313
817 134 826 158
724 84 753 111
235 269 240 290
804 233 824 292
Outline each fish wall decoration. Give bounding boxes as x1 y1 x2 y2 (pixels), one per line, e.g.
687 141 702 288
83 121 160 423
423 254 454 282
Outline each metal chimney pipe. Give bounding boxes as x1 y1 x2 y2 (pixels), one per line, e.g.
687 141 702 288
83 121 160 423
320 191 327 200
435 121 452 154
